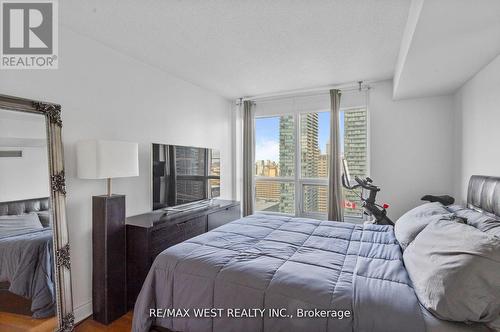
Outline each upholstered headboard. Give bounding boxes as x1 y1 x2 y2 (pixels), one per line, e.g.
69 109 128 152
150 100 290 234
0 197 50 227
467 175 500 218
0 197 49 216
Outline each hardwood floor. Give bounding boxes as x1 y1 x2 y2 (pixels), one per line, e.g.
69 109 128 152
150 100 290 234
0 312 57 332
0 311 133 332
75 311 133 332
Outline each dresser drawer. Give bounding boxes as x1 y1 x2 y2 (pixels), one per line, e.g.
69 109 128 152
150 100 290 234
151 215 207 258
207 205 241 231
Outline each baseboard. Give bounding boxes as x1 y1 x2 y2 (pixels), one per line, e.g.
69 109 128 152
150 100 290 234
73 300 92 324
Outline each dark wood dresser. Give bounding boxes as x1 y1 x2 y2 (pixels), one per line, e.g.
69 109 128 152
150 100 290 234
126 199 240 308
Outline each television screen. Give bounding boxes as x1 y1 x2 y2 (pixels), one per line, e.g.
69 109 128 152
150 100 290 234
152 143 220 210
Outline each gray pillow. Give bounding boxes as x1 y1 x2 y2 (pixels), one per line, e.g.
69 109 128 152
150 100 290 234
488 316 500 332
404 218 500 324
37 211 51 228
395 202 454 250
0 212 43 237
445 204 465 213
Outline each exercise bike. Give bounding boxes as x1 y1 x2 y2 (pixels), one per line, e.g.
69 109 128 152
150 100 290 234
341 159 394 226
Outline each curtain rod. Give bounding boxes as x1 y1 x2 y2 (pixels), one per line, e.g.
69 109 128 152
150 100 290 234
237 80 373 103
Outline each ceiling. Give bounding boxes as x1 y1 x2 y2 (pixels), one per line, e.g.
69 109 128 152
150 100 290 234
61 1 500 100
393 0 500 99
61 0 411 99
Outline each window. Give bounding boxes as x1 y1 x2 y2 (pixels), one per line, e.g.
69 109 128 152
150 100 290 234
171 146 220 205
340 108 368 219
255 115 295 213
299 112 330 217
302 184 328 213
209 150 221 197
300 112 330 178
255 180 295 214
254 108 368 220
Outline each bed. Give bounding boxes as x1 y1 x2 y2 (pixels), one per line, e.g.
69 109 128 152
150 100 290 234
0 197 56 318
132 176 499 332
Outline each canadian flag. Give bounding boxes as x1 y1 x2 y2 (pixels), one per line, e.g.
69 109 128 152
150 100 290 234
344 201 357 209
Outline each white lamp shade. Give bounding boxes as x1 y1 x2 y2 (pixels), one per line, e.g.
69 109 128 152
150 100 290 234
77 140 139 179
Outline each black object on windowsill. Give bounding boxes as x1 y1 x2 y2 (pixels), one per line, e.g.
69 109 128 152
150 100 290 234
421 195 455 206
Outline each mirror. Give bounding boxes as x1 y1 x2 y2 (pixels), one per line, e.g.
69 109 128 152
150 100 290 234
0 95 73 331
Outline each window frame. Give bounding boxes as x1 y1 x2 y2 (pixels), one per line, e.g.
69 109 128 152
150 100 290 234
253 106 369 221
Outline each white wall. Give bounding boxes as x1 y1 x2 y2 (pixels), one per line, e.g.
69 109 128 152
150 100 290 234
0 111 49 202
0 27 232 322
0 147 49 202
453 53 500 203
369 80 455 220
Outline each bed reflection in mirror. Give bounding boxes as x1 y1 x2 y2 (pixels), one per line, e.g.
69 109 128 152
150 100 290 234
0 108 56 328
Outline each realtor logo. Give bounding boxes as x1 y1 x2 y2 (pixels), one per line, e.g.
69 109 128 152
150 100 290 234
1 0 58 69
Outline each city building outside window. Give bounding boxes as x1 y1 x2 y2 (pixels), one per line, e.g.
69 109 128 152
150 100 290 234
254 108 368 220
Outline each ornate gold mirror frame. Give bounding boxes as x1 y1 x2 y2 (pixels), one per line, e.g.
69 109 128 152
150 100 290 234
0 94 74 331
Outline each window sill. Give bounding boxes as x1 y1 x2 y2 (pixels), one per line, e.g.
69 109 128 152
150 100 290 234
253 211 364 224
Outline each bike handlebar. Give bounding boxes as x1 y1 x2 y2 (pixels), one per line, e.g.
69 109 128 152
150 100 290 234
343 174 381 192
354 176 380 192
342 174 359 190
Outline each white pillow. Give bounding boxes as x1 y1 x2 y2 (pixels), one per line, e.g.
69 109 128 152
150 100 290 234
404 218 500 324
394 202 454 250
0 212 43 237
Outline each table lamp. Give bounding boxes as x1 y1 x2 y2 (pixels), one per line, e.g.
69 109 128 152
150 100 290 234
76 139 139 195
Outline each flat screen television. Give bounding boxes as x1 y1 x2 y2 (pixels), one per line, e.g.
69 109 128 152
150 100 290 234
152 143 220 210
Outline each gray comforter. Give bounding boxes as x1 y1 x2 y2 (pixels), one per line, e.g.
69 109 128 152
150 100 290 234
133 214 425 332
0 228 55 318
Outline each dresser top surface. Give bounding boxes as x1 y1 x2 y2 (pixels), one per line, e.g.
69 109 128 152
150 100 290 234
126 199 240 228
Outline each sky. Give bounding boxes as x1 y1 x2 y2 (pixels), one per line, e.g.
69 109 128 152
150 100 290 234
255 112 345 162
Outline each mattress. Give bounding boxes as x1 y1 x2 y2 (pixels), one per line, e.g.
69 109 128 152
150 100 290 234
132 214 426 332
